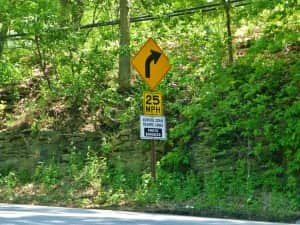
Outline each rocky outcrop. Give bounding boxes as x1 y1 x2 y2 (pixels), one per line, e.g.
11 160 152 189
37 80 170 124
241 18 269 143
0 127 102 171
0 124 148 174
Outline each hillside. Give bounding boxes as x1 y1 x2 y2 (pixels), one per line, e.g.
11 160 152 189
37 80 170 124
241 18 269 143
0 0 299 222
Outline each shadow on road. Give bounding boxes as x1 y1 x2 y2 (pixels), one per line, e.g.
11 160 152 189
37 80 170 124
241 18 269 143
0 204 290 225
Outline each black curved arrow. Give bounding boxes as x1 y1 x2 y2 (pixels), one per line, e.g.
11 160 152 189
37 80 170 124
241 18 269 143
145 50 161 78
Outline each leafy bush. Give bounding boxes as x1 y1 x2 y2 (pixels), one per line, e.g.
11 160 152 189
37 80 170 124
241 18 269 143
0 171 18 189
0 60 22 84
33 160 63 187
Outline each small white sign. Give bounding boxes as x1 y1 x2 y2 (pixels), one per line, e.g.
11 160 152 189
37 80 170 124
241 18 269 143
140 115 167 140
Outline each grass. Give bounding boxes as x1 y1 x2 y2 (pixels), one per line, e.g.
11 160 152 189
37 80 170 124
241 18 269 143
0 164 299 223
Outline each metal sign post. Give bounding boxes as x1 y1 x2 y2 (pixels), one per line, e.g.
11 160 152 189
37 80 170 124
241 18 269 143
140 114 166 180
151 140 156 180
131 38 170 180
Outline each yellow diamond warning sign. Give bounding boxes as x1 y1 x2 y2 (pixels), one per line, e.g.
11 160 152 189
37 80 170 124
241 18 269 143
143 91 163 116
131 38 171 90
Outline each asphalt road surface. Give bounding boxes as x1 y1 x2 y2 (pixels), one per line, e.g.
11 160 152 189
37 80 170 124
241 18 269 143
0 204 295 225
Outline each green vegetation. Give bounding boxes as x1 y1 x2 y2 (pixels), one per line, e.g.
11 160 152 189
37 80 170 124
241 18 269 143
0 0 299 222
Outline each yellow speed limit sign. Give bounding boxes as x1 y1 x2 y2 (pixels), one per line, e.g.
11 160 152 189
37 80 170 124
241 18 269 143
143 91 163 116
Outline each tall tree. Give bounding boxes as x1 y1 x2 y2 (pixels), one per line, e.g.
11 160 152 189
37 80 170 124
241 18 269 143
222 0 233 65
0 0 11 58
0 23 8 58
118 0 131 91
59 0 84 25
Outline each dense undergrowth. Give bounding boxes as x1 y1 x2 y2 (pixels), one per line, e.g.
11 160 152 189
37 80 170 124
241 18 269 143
0 0 299 222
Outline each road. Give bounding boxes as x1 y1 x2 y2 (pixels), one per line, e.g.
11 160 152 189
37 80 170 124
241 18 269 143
0 203 295 225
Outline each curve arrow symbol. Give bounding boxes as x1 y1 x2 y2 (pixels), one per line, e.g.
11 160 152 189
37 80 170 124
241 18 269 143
145 50 161 78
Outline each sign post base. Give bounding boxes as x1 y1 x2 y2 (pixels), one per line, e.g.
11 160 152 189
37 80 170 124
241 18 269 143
151 140 156 180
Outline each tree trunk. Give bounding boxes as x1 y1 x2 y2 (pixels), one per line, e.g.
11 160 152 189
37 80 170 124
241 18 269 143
223 0 233 65
71 0 84 25
0 23 9 58
59 0 84 26
118 0 131 91
34 35 52 89
59 0 72 25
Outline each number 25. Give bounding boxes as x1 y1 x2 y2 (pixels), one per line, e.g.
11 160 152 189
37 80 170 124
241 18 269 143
146 95 160 105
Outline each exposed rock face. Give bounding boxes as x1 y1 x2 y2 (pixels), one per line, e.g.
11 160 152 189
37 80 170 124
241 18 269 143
0 126 148 174
0 75 149 175
0 127 101 170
